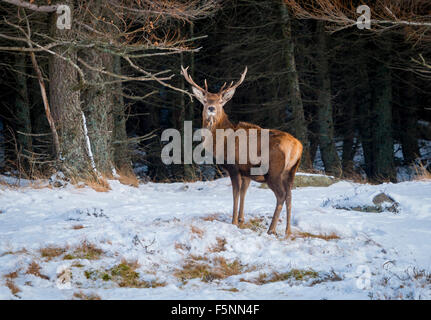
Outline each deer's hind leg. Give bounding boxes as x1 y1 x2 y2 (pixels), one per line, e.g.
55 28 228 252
267 177 286 235
284 160 301 238
238 176 251 225
284 175 294 238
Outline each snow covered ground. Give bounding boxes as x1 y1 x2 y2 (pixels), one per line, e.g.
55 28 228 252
1 175 431 300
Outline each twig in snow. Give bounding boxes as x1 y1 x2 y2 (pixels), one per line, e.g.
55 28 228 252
133 235 155 254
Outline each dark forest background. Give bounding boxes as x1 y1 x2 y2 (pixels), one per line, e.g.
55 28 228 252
0 0 430 185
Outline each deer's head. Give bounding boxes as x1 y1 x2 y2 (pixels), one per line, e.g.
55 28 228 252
181 66 247 128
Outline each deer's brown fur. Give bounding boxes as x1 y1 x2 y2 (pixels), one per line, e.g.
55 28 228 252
181 66 302 236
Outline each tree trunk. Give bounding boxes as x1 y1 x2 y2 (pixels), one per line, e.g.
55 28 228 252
112 56 131 171
0 119 4 169
340 65 356 176
308 121 319 166
369 39 396 182
80 49 115 176
315 22 341 176
49 3 91 177
399 72 420 164
356 61 374 179
280 0 311 169
14 53 32 157
418 121 431 141
188 23 196 127
179 51 194 180
341 110 355 176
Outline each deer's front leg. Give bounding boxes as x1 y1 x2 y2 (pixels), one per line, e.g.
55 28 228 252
230 172 242 226
238 177 251 225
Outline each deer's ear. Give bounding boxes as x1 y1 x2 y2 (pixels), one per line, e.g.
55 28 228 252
222 88 236 104
192 87 206 104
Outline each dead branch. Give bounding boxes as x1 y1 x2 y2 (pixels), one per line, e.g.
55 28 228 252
285 0 431 33
11 10 61 159
2 0 58 12
124 56 194 100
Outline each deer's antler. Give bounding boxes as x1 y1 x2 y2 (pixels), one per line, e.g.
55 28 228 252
219 66 248 94
181 65 207 93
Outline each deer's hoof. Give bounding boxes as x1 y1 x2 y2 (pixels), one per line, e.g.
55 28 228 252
267 229 277 236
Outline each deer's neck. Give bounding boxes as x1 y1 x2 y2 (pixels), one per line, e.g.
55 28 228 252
202 110 234 133
202 110 235 162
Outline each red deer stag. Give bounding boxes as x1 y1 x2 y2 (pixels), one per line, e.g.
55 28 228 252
181 66 303 237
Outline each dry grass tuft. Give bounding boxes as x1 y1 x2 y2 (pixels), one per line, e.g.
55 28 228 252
85 176 111 192
190 225 205 238
28 182 53 189
174 262 212 283
213 257 247 276
0 248 28 257
174 242 189 252
69 171 111 192
107 260 141 287
0 179 17 189
201 214 222 222
116 168 139 187
64 241 104 260
100 259 166 288
243 268 342 287
243 268 319 285
4 270 20 280
310 270 343 285
6 279 20 296
40 245 68 260
292 231 340 241
120 258 140 270
209 237 227 253
411 268 431 285
189 255 209 261
239 217 265 232
174 255 253 283
72 262 85 268
73 291 101 300
413 162 431 181
26 261 49 280
221 287 239 292
2 262 21 297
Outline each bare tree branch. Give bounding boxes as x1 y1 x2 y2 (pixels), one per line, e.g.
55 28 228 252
1 0 58 12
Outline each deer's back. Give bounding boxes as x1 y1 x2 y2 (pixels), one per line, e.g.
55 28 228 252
234 122 303 178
